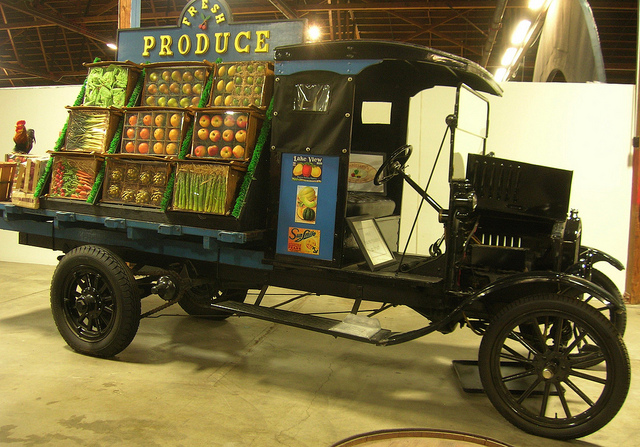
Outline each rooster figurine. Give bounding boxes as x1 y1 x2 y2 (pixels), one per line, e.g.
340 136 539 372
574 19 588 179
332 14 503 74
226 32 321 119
13 120 36 154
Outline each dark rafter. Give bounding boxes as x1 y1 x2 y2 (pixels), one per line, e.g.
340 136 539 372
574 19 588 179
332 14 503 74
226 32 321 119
0 0 635 87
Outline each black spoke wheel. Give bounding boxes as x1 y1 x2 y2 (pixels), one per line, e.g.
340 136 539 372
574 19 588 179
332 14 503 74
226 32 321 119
178 285 247 320
50 246 140 358
478 294 630 440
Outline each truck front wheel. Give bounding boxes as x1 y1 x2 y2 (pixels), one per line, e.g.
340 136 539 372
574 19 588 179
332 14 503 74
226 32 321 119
478 294 630 439
50 245 140 358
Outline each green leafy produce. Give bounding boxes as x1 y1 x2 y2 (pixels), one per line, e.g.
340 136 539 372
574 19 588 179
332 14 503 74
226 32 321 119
83 64 133 107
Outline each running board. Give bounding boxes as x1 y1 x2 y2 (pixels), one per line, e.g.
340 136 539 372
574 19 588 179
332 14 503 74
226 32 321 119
212 301 392 344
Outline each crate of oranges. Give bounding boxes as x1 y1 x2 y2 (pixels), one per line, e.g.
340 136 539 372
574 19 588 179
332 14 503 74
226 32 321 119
121 108 191 156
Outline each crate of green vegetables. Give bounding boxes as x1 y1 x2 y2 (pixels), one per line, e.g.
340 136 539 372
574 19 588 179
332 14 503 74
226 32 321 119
102 155 172 208
82 61 141 108
64 106 123 153
172 161 246 215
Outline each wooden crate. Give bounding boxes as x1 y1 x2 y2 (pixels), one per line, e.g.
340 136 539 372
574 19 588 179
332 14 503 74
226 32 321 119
190 109 264 161
13 157 48 193
142 62 213 108
102 156 172 207
172 161 246 215
210 61 273 109
64 107 123 153
0 162 16 201
48 152 103 201
82 61 141 108
121 107 192 156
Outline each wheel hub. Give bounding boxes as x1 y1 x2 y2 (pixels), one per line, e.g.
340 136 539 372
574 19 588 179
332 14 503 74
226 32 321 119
75 287 101 317
535 351 570 382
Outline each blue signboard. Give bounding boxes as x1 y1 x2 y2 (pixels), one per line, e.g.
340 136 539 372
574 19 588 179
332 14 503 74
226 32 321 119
117 0 305 63
276 154 340 261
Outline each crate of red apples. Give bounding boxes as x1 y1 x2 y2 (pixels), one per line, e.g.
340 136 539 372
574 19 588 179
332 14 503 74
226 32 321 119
190 109 263 161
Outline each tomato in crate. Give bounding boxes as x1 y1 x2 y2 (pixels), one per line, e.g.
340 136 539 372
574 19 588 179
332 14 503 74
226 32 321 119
48 152 102 200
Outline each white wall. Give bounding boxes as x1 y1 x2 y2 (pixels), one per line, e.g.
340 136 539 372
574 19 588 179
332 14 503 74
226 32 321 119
0 85 81 265
401 82 635 291
0 82 635 290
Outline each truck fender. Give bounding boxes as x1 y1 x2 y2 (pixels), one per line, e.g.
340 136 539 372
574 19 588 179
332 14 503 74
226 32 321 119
472 271 625 314
565 246 625 275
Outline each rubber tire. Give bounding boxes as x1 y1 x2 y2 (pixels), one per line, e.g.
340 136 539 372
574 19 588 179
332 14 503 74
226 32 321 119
590 269 627 335
178 285 247 320
50 245 140 358
478 294 630 440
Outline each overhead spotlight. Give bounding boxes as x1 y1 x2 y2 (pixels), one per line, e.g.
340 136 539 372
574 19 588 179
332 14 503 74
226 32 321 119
511 20 532 45
307 25 321 41
494 68 508 83
501 47 518 66
528 0 545 10
107 43 118 50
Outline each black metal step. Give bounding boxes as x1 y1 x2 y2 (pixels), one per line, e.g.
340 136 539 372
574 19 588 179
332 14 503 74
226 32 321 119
212 301 392 344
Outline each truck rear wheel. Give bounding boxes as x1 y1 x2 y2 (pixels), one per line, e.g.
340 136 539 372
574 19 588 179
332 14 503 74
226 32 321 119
478 294 630 439
178 285 247 320
50 245 140 358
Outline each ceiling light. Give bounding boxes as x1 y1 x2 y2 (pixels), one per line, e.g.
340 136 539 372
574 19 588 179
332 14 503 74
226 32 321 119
511 20 532 45
106 43 118 50
501 47 518 66
307 25 321 41
529 0 545 10
494 68 509 83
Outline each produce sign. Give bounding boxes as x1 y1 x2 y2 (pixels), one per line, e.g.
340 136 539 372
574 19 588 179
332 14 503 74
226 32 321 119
142 63 212 108
173 162 245 215
122 108 191 156
49 153 102 200
211 62 273 108
83 62 140 108
64 107 122 153
191 110 263 161
103 157 170 207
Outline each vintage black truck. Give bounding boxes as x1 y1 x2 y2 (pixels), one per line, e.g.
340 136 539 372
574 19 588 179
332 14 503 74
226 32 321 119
0 40 629 440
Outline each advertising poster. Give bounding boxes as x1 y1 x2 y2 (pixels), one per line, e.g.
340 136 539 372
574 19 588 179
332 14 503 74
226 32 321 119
276 154 339 261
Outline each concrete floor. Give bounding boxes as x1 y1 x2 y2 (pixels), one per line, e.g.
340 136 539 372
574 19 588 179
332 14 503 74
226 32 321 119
0 261 638 447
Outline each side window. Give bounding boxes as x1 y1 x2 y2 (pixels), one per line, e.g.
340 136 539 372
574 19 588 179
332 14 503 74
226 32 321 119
361 101 392 124
294 84 331 112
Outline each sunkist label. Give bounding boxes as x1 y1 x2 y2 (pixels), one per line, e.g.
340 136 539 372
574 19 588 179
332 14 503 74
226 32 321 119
117 0 305 63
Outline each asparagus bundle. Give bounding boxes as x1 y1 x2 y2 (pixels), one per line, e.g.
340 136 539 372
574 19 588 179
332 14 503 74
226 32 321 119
173 165 229 214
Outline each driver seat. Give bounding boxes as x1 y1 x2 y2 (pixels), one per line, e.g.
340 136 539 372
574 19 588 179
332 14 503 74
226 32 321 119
346 192 396 218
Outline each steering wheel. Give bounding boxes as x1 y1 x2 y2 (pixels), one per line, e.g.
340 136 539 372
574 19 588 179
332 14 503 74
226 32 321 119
374 144 413 185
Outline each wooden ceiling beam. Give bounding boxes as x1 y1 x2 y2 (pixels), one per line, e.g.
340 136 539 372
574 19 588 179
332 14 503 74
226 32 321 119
0 0 113 44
